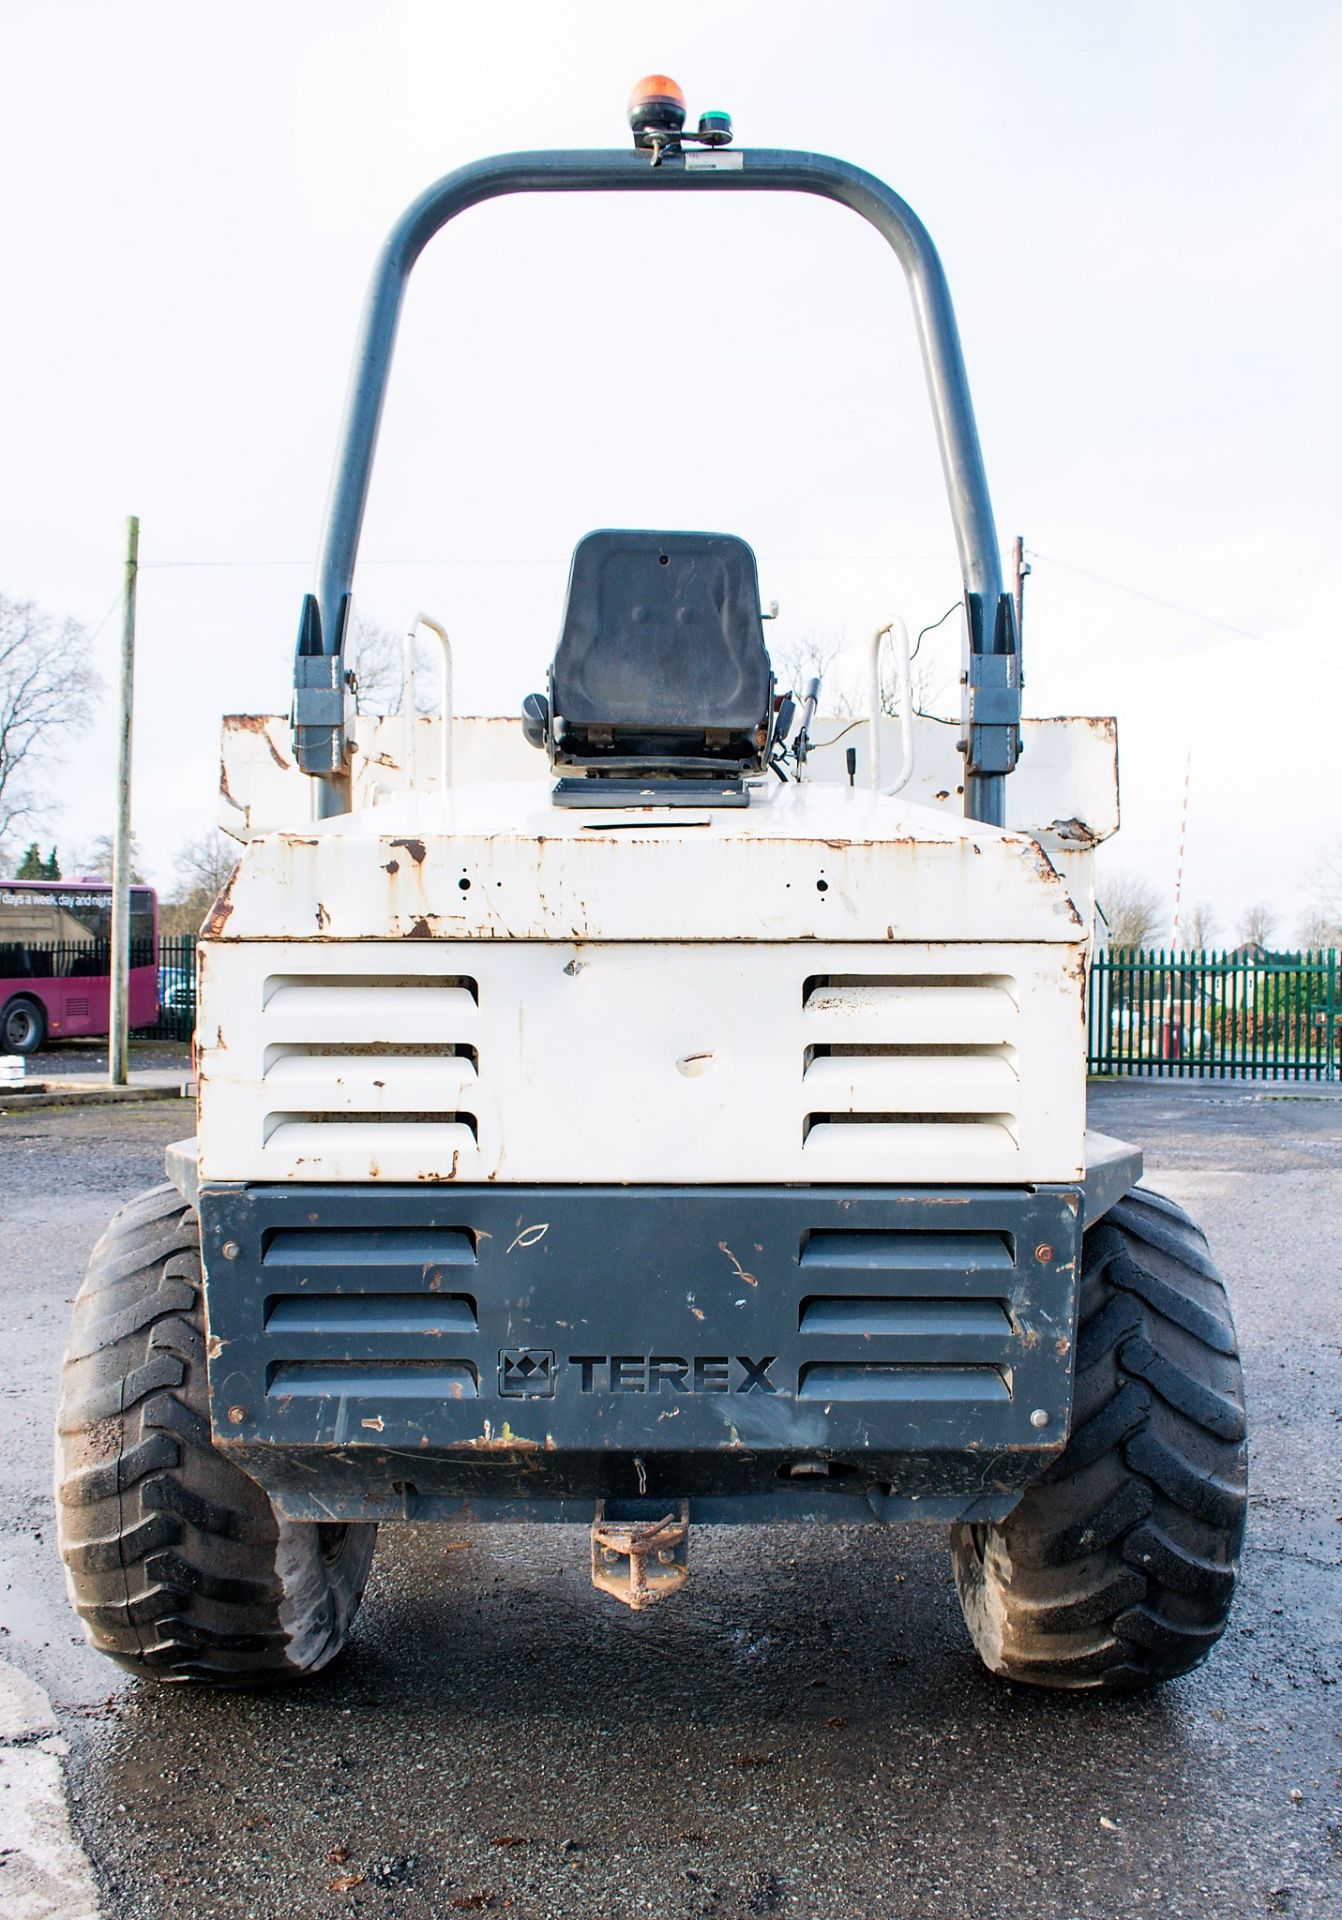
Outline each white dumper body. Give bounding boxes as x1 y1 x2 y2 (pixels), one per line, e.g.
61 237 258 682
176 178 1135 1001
201 707 1118 1194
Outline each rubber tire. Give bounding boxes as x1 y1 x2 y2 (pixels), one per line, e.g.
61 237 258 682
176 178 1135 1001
950 1185 1247 1692
2 994 46 1055
55 1185 377 1685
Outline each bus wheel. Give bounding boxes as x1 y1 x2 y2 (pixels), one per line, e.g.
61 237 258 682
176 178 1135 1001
1 995 46 1054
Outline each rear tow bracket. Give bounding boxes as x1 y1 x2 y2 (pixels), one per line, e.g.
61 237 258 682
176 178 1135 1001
590 1501 690 1611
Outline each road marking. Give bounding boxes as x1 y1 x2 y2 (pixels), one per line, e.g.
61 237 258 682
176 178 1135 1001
1143 1168 1247 1202
0 1661 101 1919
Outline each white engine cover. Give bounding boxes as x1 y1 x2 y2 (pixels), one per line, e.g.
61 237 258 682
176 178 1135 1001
196 937 1085 1187
196 782 1088 1188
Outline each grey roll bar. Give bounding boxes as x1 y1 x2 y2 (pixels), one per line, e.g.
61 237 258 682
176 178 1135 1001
293 145 1020 824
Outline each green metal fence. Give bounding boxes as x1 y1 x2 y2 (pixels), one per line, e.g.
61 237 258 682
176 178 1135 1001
1087 949 1341 1080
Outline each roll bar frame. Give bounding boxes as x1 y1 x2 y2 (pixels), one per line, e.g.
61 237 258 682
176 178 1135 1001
293 145 1020 824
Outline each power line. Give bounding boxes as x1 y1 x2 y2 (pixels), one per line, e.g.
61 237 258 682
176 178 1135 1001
139 558 308 570
1026 545 1342 679
136 547 939 571
85 593 124 644
1027 548 1261 645
133 544 1334 678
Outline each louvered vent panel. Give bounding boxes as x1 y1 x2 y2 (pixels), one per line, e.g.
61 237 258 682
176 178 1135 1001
802 973 1020 1158
258 972 480 1172
197 940 1084 1184
799 1297 1012 1337
258 1222 480 1401
797 1362 1011 1403
799 1229 1015 1279
262 974 477 1041
267 1360 478 1399
795 1223 1021 1407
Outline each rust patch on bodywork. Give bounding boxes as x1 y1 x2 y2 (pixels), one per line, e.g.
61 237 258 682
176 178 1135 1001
1064 947 1089 1019
1047 816 1099 848
200 873 237 937
227 713 292 770
415 1150 461 1183
390 837 427 864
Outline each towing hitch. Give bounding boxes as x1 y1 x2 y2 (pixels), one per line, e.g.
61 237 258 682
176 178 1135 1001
590 1501 690 1611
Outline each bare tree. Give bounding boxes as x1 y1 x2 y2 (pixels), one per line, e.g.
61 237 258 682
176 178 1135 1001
1295 907 1340 951
1307 839 1342 937
346 611 403 716
905 657 954 721
161 832 239 936
1181 901 1217 949
346 611 444 718
74 832 146 884
0 594 100 862
878 649 952 721
771 629 857 717
893 601 962 721
1098 871 1163 949
773 623 949 727
1238 902 1277 949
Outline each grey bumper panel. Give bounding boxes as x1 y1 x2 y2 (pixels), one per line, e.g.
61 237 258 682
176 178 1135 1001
198 1180 1087 1522
164 1137 200 1209
1081 1130 1143 1228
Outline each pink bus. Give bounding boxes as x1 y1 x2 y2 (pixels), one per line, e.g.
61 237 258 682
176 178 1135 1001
0 880 158 1054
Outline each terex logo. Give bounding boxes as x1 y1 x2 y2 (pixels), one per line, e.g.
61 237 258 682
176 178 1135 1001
567 1354 777 1395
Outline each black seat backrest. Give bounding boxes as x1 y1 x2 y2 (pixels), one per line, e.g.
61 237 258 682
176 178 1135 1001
551 530 771 739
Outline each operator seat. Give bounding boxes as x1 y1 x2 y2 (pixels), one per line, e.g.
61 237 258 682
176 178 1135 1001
523 529 775 788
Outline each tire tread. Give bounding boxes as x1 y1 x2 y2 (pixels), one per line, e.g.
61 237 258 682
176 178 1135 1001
55 1188 375 1686
951 1185 1246 1692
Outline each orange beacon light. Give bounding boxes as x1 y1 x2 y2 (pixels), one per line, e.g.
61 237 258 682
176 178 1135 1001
627 74 687 146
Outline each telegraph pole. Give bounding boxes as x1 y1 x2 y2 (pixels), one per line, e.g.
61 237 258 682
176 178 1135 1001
109 515 138 1087
1171 751 1192 948
1012 534 1029 656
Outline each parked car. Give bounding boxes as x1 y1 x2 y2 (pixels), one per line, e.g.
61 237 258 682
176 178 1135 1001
157 965 192 1014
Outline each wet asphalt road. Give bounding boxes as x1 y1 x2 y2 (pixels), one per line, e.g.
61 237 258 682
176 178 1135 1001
2 1086 1339 1919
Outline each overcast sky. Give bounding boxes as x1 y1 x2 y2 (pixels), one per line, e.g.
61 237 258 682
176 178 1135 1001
1 0 1338 941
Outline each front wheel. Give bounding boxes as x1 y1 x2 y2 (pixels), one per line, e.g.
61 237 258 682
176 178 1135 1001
951 1186 1247 1692
55 1185 377 1685
2 994 46 1054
